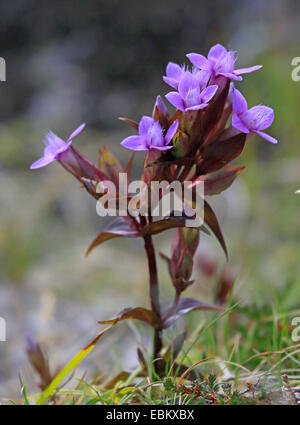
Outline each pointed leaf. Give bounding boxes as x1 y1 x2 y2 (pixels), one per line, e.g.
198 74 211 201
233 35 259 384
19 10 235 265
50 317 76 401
192 165 245 195
98 145 123 185
141 216 210 237
203 103 232 146
86 218 140 256
105 371 130 389
137 348 148 374
98 307 159 327
204 200 228 259
146 156 194 168
162 297 225 328
198 129 246 175
203 79 230 136
118 117 139 130
125 152 135 183
70 147 109 182
36 326 113 404
172 130 191 159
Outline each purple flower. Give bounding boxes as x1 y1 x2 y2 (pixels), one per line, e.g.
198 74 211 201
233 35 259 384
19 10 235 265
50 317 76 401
121 116 178 151
163 62 210 90
165 71 218 112
163 62 186 89
30 123 86 169
232 89 277 144
152 95 169 118
187 43 262 82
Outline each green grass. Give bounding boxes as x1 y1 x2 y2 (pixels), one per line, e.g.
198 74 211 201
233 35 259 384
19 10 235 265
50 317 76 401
14 294 300 405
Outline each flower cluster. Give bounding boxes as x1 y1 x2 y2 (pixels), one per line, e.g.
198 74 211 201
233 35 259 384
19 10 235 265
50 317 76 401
30 41 278 294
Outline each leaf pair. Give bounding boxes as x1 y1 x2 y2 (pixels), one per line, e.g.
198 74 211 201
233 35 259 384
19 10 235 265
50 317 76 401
97 297 224 331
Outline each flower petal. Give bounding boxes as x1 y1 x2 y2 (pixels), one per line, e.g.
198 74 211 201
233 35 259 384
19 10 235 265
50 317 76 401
139 116 154 136
187 53 212 71
151 145 173 151
55 140 72 156
163 76 179 89
148 121 164 147
43 131 65 152
219 72 242 81
165 92 185 111
165 120 179 144
243 105 274 130
232 89 248 115
193 69 211 89
165 62 184 80
235 65 262 75
232 113 250 134
254 130 278 144
200 85 218 103
178 71 198 97
30 154 55 169
121 135 148 151
217 51 235 73
152 95 168 117
186 104 208 111
208 44 227 61
67 123 86 142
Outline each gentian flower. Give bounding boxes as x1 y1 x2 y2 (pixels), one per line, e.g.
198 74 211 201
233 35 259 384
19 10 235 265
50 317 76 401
30 123 86 169
165 71 218 112
232 89 277 144
163 62 210 90
187 43 262 82
121 116 178 151
152 95 169 118
163 62 186 89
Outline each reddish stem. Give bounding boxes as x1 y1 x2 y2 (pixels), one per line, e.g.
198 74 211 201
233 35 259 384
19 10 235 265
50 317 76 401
143 229 163 376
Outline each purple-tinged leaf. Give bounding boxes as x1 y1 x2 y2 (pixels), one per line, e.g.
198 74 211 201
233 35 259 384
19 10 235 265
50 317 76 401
162 297 225 328
98 145 123 186
203 103 233 146
118 117 139 130
191 165 245 195
202 79 230 136
125 152 135 183
86 218 140 256
98 306 159 327
197 129 246 175
68 147 110 182
204 200 228 259
141 217 209 237
146 156 194 168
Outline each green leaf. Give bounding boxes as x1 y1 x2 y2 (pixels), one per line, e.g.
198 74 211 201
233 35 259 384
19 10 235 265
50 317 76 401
35 326 113 405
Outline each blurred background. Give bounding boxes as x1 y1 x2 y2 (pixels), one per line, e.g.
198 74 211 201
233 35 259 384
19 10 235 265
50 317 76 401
0 0 300 398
